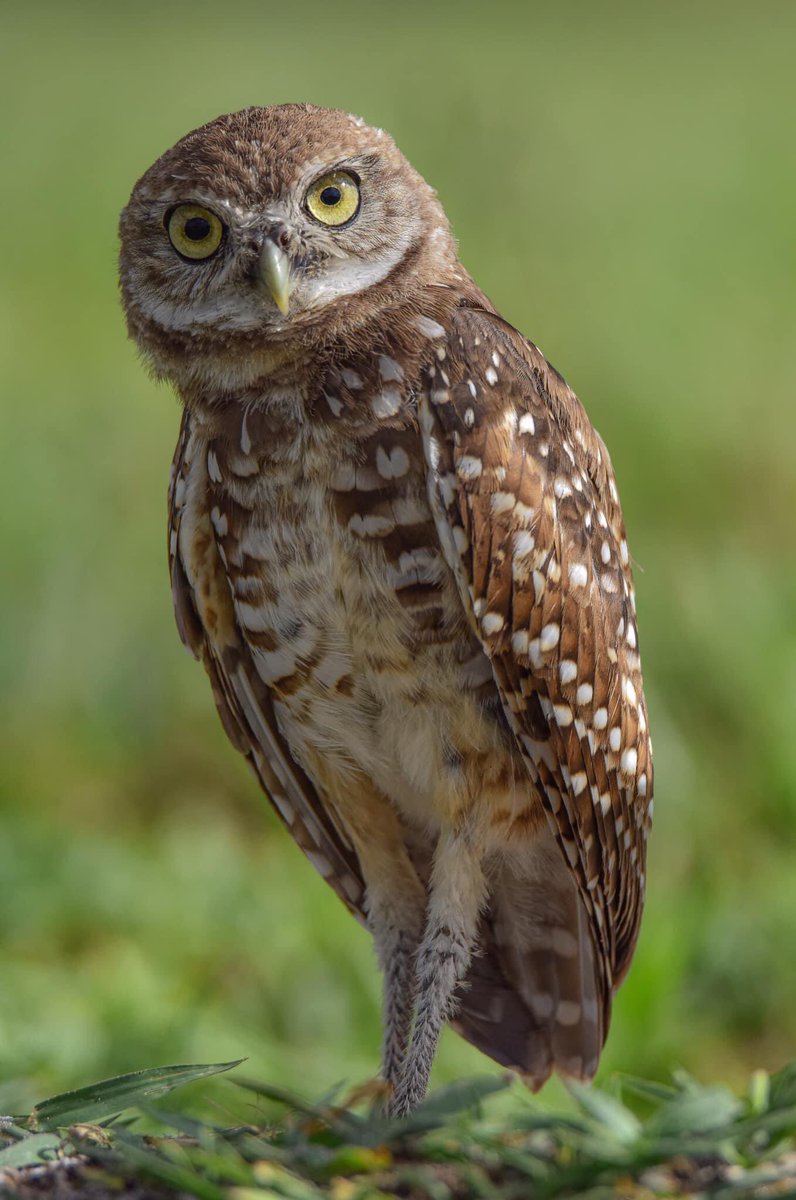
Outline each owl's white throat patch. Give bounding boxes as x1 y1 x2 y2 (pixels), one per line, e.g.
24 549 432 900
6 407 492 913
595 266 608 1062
301 224 417 310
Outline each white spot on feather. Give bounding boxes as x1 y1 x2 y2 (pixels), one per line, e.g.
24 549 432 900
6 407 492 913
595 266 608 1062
240 408 252 455
376 444 410 479
371 385 402 419
305 850 333 878
452 525 469 554
540 623 560 651
349 512 395 537
621 747 638 775
513 529 535 557
457 454 483 481
315 652 353 690
491 491 516 515
341 368 363 390
415 316 445 338
531 992 554 1019
571 771 587 796
481 611 505 636
378 355 404 382
325 391 343 417
557 1000 581 1026
207 449 222 483
512 630 529 657
253 647 297 685
559 659 577 685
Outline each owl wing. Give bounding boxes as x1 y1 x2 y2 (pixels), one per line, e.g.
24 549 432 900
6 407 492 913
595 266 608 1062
168 410 367 919
419 304 653 1014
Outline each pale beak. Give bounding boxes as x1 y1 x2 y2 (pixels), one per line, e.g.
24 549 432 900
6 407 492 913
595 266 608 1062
258 237 291 315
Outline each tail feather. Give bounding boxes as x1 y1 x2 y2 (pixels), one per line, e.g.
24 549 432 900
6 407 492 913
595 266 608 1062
453 831 606 1084
450 923 555 1082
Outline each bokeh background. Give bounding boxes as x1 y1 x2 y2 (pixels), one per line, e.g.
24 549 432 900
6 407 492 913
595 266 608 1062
2 0 795 1115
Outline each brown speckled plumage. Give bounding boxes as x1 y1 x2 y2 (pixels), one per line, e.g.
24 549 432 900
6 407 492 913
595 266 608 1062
119 104 653 1114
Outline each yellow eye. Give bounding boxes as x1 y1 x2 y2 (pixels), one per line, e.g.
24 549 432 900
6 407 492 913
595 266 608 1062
167 204 224 260
305 171 360 227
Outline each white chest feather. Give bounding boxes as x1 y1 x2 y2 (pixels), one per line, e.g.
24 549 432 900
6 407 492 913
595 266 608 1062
200 425 522 834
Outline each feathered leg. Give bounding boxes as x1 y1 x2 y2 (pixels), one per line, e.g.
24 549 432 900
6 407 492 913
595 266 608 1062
367 884 425 1093
390 830 487 1117
323 775 427 1100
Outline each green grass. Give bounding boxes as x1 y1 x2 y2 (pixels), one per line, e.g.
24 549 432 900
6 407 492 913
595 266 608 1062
2 0 796 1115
3 1061 796 1197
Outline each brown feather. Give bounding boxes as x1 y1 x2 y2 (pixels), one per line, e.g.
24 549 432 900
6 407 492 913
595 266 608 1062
420 304 653 1002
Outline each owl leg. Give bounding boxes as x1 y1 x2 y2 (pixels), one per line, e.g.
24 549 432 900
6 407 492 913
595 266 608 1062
325 778 427 1099
390 829 487 1117
367 888 425 1094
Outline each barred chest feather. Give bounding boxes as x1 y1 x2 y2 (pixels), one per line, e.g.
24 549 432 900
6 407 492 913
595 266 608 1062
178 338 540 840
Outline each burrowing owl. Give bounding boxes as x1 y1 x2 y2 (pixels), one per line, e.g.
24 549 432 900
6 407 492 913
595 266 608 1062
119 104 652 1116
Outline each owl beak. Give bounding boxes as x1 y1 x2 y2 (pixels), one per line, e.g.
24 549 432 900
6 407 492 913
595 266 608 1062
258 237 291 316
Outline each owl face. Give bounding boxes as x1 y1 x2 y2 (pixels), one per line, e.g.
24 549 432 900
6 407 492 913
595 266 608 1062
119 104 454 366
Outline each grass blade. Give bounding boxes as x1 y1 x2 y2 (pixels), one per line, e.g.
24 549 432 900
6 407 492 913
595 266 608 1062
566 1082 642 1144
644 1084 742 1138
0 1133 63 1168
28 1060 244 1131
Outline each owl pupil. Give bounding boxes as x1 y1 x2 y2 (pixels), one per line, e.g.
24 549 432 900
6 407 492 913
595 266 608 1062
320 186 341 206
184 217 211 240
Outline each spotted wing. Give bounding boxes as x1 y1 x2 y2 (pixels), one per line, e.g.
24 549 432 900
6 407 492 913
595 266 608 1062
419 306 653 1011
168 411 366 918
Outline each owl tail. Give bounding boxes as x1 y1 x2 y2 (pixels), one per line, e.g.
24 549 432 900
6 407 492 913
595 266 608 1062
451 831 605 1087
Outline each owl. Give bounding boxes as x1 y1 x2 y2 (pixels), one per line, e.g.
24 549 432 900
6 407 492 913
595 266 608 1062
119 104 653 1116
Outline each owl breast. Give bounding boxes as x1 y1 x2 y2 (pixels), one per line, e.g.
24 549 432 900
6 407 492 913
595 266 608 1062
192 375 543 843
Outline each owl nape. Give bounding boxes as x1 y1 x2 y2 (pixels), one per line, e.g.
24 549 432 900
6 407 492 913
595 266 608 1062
119 104 652 1115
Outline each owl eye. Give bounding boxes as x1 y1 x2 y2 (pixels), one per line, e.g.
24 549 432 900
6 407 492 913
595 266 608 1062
305 171 360 227
167 204 224 260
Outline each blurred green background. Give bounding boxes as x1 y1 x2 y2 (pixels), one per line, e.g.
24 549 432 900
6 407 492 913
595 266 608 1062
2 0 795 1116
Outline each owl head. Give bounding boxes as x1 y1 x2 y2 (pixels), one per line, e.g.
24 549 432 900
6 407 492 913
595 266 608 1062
119 104 456 384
